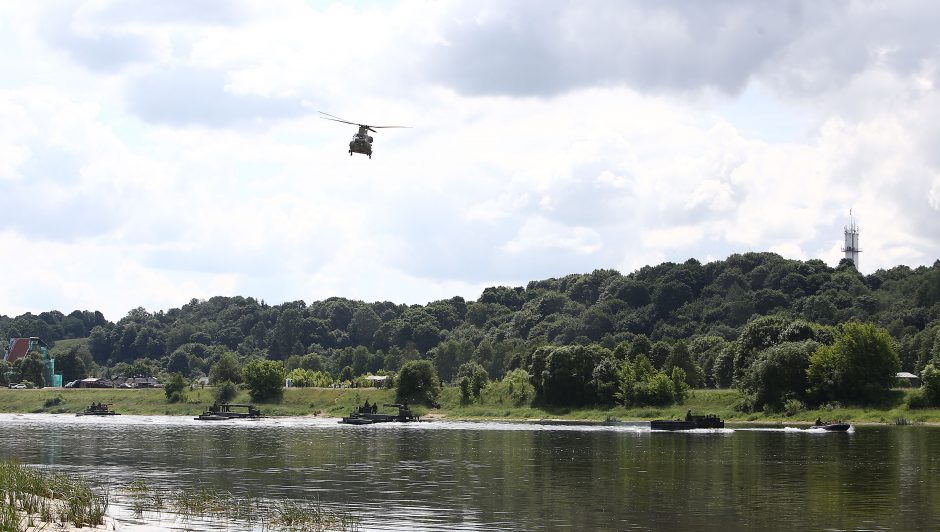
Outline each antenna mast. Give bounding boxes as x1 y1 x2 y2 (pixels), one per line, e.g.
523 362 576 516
841 209 861 269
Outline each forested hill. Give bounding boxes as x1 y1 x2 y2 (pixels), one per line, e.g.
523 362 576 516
3 252 940 379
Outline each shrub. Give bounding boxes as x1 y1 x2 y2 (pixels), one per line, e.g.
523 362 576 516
921 364 940 406
635 372 675 406
214 381 238 404
396 360 440 404
671 367 689 404
455 361 488 399
242 359 286 402
783 398 805 416
906 391 928 410
164 372 187 403
502 369 534 405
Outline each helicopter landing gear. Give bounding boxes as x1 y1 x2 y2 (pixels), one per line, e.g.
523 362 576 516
349 151 352 156
368 154 371 159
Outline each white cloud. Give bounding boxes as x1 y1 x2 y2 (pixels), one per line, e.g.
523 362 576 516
503 217 602 255
1 0 939 319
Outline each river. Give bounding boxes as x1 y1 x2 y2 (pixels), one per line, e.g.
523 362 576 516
1 414 938 530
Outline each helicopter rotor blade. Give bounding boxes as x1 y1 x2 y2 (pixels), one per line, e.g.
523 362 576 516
369 125 411 129
318 111 360 126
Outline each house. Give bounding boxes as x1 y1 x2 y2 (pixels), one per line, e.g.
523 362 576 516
365 375 389 388
3 337 48 364
76 377 114 389
2 337 62 387
896 372 921 388
113 376 160 388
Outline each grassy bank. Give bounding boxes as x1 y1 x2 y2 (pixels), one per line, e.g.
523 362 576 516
2 386 939 424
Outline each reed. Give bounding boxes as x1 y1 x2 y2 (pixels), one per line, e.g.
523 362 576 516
269 498 360 531
0 459 108 531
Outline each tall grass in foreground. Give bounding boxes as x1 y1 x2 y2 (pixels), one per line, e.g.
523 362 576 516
121 478 360 531
0 460 109 531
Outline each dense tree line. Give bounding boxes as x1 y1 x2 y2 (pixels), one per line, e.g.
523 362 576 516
3 253 940 407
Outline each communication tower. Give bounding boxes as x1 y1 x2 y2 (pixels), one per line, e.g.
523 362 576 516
842 210 861 269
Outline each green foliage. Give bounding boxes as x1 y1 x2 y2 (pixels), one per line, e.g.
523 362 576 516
17 353 46 388
242 359 286 402
671 367 689 403
614 359 636 405
592 357 620 405
53 348 87 383
396 360 440 404
739 341 817 412
214 380 238 404
286 368 333 388
455 361 488 399
538 344 609 406
664 341 704 388
432 339 475 383
808 323 900 403
502 369 534 405
163 372 186 403
6 254 940 411
921 363 940 406
635 372 675 406
209 351 242 384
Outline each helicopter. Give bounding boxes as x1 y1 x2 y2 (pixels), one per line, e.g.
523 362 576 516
319 112 409 159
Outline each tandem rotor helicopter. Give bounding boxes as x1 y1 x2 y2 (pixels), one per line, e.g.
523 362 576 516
319 111 409 159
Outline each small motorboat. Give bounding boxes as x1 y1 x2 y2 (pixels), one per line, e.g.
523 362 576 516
809 420 851 431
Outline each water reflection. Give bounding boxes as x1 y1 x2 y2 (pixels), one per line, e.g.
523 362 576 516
1 415 939 530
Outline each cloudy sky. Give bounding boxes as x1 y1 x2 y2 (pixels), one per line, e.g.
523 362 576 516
2 0 940 320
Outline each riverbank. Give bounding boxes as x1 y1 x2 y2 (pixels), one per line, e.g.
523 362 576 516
0 386 937 424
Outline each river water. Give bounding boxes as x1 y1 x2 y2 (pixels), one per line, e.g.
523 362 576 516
1 414 938 531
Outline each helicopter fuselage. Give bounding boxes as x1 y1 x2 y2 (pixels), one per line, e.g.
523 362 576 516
349 132 373 158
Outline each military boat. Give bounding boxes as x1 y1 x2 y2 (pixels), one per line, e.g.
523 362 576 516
650 411 724 431
195 403 262 421
809 420 851 432
76 402 120 416
340 402 419 425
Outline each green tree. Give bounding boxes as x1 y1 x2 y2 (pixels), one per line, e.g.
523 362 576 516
671 367 689 403
455 361 489 398
539 345 607 406
502 369 534 405
163 372 186 403
54 348 87 383
808 323 900 403
615 359 636 405
664 341 703 388
431 339 473 383
242 359 286 402
396 360 440 404
209 352 242 384
338 365 354 382
920 363 940 406
271 308 303 359
592 357 620 405
635 371 675 406
214 380 238 404
739 341 817 412
17 352 46 387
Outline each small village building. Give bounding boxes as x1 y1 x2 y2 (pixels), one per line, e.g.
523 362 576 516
75 377 114 389
896 371 921 388
114 376 160 388
2 337 62 387
365 375 389 388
